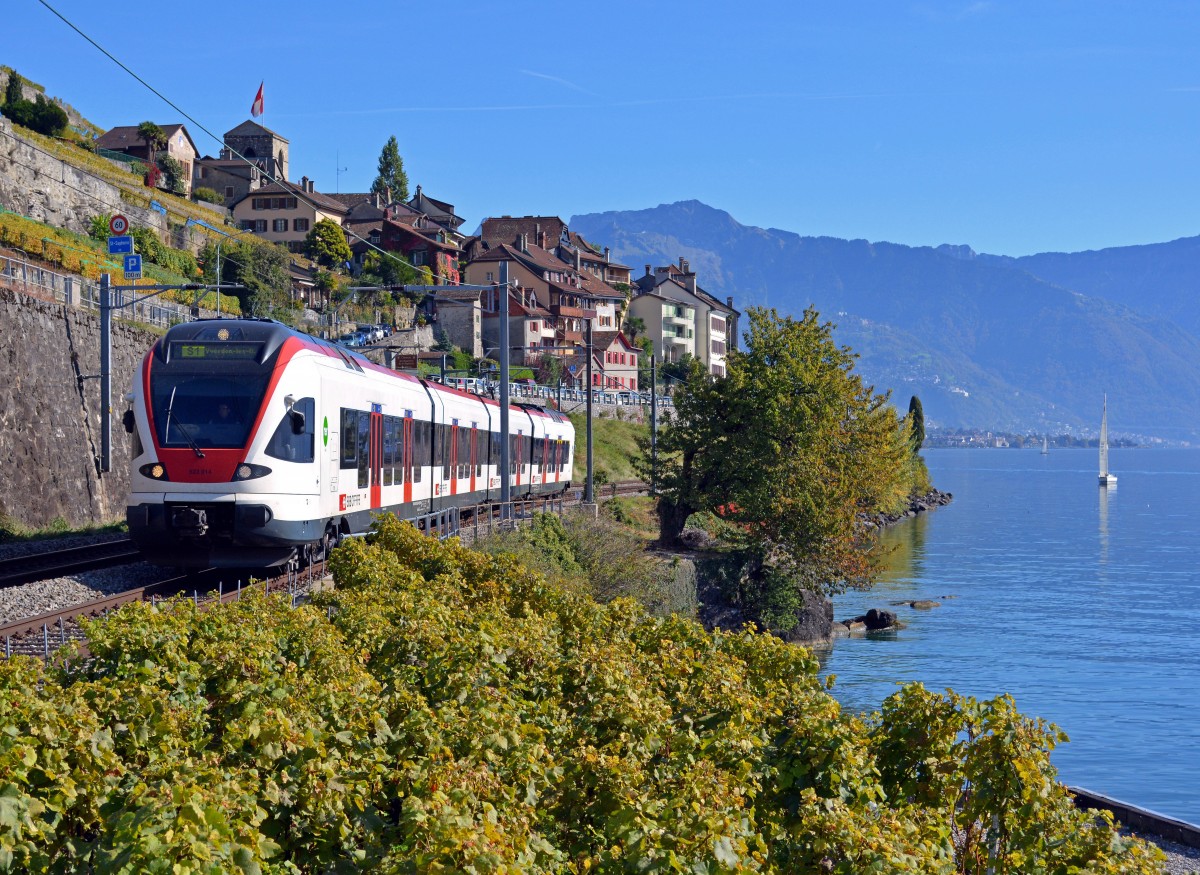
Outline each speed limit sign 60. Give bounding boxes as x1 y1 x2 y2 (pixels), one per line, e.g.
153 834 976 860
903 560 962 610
109 214 129 235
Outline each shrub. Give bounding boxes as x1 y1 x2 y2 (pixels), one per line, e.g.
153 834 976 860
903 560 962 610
0 515 1166 874
192 186 223 204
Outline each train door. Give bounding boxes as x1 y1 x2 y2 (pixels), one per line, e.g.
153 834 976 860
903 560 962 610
403 417 413 505
512 430 524 488
370 408 383 510
469 428 478 494
449 422 459 496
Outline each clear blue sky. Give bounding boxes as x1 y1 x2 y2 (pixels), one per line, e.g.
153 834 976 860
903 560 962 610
8 0 1200 256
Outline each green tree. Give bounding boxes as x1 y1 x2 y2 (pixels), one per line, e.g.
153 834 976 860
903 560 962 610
157 154 187 195
538 353 565 386
908 395 926 450
358 249 421 286
304 218 353 268
648 307 913 615
4 70 25 107
3 92 67 136
224 239 292 318
136 121 167 165
636 336 655 388
370 135 409 201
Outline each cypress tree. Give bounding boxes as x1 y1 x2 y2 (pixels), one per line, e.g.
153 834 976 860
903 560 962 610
908 395 926 451
4 70 24 107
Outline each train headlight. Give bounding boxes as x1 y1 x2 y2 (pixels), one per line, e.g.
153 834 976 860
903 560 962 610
232 463 272 481
139 463 168 480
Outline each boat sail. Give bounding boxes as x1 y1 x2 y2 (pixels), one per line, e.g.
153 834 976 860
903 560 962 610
1099 395 1117 486
1041 434 1049 455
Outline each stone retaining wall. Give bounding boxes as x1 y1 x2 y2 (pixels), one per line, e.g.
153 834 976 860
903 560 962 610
0 286 155 531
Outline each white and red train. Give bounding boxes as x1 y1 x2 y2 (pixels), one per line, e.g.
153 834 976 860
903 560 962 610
124 319 575 568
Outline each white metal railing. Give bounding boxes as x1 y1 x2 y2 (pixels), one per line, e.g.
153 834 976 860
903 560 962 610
0 250 192 329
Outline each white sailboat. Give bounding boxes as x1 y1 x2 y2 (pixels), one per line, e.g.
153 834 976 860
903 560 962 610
1099 395 1117 486
1041 434 1049 455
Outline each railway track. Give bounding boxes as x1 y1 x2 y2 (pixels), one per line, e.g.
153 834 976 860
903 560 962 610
0 538 143 588
1 484 651 660
1 562 328 661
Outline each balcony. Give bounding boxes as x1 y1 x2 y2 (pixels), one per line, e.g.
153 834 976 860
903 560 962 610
551 302 585 319
662 306 693 326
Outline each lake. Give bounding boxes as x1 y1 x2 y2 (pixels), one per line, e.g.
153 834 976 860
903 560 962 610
824 447 1200 825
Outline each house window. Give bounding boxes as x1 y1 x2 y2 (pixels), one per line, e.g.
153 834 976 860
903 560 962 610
293 218 309 232
251 220 267 233
486 272 494 282
530 321 539 331
410 251 427 266
224 186 234 198
272 218 288 232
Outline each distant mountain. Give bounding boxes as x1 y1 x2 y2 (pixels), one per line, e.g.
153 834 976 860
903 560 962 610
980 237 1200 338
571 201 1200 441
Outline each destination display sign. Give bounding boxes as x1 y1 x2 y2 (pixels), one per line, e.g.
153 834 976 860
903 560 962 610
170 342 262 361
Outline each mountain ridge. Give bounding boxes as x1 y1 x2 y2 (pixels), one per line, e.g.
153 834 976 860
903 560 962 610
571 201 1200 441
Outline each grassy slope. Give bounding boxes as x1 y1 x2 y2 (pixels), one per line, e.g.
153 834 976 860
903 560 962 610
568 413 649 483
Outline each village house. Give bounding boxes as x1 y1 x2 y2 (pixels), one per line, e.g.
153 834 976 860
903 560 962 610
95 123 199 196
633 258 738 377
230 177 348 253
344 201 462 285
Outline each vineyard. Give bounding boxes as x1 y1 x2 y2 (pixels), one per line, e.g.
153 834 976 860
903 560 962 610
0 516 1165 873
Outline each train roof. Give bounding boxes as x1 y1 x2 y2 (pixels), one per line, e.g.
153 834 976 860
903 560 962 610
156 320 574 427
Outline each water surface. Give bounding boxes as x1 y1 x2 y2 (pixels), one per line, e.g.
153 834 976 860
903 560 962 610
825 447 1200 824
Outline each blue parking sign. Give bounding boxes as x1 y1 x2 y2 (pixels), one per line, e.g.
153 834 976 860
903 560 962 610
123 253 142 279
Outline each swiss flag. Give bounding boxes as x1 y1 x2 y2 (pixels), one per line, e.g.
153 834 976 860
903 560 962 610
250 82 264 118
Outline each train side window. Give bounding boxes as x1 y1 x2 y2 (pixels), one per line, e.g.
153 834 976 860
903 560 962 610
489 431 500 468
266 398 315 463
474 429 482 477
340 408 358 470
357 412 369 489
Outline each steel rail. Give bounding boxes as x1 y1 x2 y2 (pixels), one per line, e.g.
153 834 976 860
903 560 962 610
0 538 143 588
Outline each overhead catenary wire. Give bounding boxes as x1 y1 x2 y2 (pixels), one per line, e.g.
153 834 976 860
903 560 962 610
34 0 479 288
0 126 315 296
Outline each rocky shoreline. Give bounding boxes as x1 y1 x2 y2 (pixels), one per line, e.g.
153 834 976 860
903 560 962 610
863 488 954 528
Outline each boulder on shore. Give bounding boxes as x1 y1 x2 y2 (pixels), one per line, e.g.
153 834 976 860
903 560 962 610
839 608 899 632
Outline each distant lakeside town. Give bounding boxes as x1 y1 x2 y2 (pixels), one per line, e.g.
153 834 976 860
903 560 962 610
926 428 1147 449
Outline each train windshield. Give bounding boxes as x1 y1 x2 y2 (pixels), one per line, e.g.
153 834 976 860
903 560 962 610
149 368 271 450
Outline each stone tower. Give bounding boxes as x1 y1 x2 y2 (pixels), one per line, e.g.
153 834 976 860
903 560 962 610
222 120 289 181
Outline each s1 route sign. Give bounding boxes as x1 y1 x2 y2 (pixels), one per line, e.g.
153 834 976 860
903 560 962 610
109 214 129 235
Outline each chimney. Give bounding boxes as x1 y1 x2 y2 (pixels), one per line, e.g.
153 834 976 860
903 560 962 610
575 249 582 271
415 184 422 200
727 296 733 308
604 246 610 263
644 264 652 276
300 175 309 192
679 256 686 271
